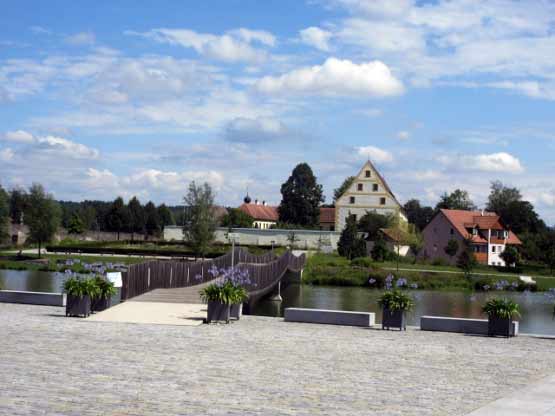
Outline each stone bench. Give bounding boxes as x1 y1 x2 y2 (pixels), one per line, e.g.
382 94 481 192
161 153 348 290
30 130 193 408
0 290 66 307
284 307 375 327
421 315 519 336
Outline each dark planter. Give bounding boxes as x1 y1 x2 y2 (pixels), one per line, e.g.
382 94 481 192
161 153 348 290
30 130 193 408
488 315 514 337
66 294 91 318
382 308 407 331
206 301 231 323
91 296 112 313
230 303 243 320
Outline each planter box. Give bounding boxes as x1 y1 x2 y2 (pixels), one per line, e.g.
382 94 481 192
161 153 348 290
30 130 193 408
206 301 231 323
284 308 375 327
66 294 91 318
421 316 519 336
382 308 406 331
230 303 243 320
488 316 516 337
91 296 112 313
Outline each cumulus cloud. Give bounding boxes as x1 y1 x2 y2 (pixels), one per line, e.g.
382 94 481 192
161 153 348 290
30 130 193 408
224 117 288 144
356 145 393 163
3 130 34 143
299 27 332 51
65 31 96 46
438 152 524 173
255 57 404 97
0 148 14 161
397 130 410 140
126 28 275 62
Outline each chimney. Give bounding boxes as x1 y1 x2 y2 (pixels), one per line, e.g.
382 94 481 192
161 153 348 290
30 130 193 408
481 209 485 216
262 200 267 206
255 199 259 205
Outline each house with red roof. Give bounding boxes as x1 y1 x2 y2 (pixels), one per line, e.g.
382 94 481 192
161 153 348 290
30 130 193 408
422 209 521 266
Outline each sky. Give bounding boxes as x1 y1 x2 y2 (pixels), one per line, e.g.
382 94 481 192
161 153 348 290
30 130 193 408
1 0 555 223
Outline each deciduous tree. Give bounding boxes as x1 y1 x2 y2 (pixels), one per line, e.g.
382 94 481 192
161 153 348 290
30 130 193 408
435 189 476 211
403 199 434 231
221 208 253 228
444 239 459 262
183 181 217 257
333 176 355 203
278 163 324 227
24 184 61 258
0 185 9 243
144 201 160 236
338 215 366 260
106 197 130 240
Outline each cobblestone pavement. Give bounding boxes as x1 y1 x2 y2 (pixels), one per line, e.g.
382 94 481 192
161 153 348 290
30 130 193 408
1 303 555 416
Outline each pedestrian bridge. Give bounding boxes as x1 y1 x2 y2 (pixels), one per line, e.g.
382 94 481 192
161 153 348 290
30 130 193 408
121 248 306 307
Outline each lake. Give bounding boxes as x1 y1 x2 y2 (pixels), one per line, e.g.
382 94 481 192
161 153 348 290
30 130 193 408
250 284 555 335
2 270 555 335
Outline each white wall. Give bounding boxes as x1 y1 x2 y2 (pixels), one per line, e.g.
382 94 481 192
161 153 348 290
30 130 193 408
164 226 341 250
488 244 507 266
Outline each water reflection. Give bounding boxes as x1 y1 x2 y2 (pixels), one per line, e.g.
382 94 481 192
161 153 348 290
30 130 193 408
251 284 555 335
0 270 66 293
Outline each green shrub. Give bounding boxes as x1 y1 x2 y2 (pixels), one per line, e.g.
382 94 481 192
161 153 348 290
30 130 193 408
377 290 415 311
93 276 117 299
199 281 248 304
63 276 99 298
350 257 373 268
482 298 521 319
432 257 449 267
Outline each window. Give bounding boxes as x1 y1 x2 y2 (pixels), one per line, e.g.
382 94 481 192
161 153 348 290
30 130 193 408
380 197 386 205
357 183 363 191
472 228 478 235
365 170 371 177
450 228 454 235
492 246 496 253
373 184 378 192
350 196 355 204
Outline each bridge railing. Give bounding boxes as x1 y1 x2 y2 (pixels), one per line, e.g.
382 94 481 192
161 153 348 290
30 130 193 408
121 248 305 301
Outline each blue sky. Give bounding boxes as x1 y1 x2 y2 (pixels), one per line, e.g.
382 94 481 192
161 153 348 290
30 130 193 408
1 0 555 223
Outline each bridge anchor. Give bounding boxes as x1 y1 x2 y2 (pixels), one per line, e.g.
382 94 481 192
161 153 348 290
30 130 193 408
269 281 282 302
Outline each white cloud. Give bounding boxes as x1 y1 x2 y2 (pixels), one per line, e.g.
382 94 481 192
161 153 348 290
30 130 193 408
224 117 288 143
438 152 524 173
29 26 51 35
299 27 332 51
0 148 14 161
356 145 393 163
397 130 410 140
356 108 383 117
36 136 99 159
256 57 404 97
127 28 274 63
65 32 96 46
4 130 34 143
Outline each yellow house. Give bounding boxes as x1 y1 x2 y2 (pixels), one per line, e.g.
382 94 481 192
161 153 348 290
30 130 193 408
335 160 406 231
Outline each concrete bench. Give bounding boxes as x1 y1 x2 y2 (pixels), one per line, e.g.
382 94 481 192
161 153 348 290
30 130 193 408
284 307 375 327
421 315 518 336
0 290 66 307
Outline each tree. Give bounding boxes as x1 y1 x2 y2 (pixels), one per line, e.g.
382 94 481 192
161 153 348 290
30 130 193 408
500 245 520 268
457 238 478 278
487 181 521 213
333 176 355 203
358 211 394 239
435 189 476 211
9 187 28 224
540 230 555 276
106 197 130 240
67 212 85 234
24 184 61 258
444 239 459 262
183 181 217 257
370 234 389 262
127 196 145 239
221 208 253 228
144 201 160 236
157 204 175 227
403 199 434 231
337 215 366 260
278 163 324 227
0 185 9 243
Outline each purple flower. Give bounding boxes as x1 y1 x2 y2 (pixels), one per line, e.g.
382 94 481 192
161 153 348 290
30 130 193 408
410 283 418 289
194 274 203 281
368 278 376 285
483 284 490 291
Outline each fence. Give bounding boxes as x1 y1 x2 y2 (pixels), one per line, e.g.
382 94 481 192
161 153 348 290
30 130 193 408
121 247 305 301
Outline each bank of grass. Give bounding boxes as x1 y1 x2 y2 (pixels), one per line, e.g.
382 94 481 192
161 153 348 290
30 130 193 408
303 252 555 292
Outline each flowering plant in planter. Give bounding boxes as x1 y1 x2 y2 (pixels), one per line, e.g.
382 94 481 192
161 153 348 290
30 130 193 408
482 297 520 337
377 289 414 331
63 276 99 318
199 266 250 323
91 276 117 312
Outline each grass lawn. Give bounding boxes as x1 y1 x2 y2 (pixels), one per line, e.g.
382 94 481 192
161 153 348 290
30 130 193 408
303 252 555 292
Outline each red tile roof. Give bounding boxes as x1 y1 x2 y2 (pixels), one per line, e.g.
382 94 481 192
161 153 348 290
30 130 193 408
319 207 335 224
440 209 521 245
238 203 279 222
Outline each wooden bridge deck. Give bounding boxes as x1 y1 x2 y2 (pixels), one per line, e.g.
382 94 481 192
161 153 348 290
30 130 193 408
129 281 211 304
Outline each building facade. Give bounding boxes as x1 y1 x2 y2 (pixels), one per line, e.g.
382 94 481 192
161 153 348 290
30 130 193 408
335 160 406 232
421 209 521 266
238 198 279 229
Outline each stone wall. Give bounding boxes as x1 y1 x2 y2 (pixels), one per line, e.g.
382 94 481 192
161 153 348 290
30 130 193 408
164 226 341 250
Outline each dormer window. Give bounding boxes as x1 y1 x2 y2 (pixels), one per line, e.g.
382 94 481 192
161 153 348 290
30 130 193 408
472 228 478 236
365 170 371 178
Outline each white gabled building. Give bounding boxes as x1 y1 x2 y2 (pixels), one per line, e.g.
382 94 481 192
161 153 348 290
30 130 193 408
335 160 406 232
